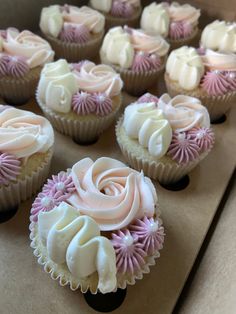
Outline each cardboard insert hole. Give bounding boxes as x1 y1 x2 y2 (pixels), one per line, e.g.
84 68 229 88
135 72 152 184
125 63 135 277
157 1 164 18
72 137 99 146
4 97 29 107
160 175 190 191
0 206 18 223
211 114 227 124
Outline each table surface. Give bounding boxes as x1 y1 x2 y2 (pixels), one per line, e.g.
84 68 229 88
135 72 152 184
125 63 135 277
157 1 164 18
0 93 235 314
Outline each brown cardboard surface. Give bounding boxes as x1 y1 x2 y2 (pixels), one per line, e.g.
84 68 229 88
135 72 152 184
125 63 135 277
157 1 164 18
0 93 235 314
179 177 236 314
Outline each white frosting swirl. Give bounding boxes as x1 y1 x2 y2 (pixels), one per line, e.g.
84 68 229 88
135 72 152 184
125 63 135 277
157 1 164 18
201 20 236 53
37 59 77 113
68 157 157 231
90 0 112 13
166 46 204 90
123 102 172 158
74 61 123 97
168 2 200 25
3 29 54 68
158 94 210 132
0 106 54 158
38 202 116 293
40 5 64 38
202 49 236 71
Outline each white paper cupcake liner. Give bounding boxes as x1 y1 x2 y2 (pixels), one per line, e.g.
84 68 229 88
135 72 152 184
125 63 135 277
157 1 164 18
36 93 122 143
0 149 53 212
29 215 163 294
116 117 211 185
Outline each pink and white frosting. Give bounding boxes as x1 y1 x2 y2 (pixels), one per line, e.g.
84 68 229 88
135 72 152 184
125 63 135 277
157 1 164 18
169 21 193 40
187 127 215 152
90 0 140 17
0 105 54 159
40 5 105 40
72 91 97 115
1 28 54 69
137 92 159 104
0 152 21 185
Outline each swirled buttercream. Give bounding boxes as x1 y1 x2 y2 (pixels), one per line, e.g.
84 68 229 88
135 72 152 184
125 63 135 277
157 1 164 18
202 49 236 71
67 157 157 231
168 2 200 26
38 202 117 293
90 0 112 13
40 5 64 38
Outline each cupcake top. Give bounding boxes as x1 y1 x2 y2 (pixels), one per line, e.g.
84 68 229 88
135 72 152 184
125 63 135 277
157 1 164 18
141 1 200 40
40 5 105 44
0 105 54 185
90 0 141 18
100 26 169 70
200 20 236 53
121 93 214 164
165 46 236 95
37 59 123 115
0 28 54 78
30 157 164 293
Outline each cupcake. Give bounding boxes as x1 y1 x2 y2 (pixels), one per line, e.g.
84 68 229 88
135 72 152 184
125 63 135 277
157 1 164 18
39 4 105 62
100 26 169 96
116 93 214 185
90 0 142 30
30 157 164 294
0 28 54 105
36 59 123 144
140 2 200 50
164 46 236 122
0 105 54 212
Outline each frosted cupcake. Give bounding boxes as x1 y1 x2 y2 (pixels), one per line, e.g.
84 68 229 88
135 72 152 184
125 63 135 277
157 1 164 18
30 157 164 296
116 93 214 185
141 2 200 49
100 26 169 96
0 28 54 105
39 5 105 62
36 59 123 144
90 0 142 30
164 46 236 122
0 105 54 213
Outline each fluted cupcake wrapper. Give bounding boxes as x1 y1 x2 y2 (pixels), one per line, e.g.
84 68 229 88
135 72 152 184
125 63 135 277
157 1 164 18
0 67 41 106
0 149 53 212
116 117 211 185
165 73 236 122
36 93 122 143
168 27 200 51
29 215 164 294
45 31 104 63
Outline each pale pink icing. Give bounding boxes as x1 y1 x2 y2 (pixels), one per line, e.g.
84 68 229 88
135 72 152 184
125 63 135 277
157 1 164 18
0 55 10 76
131 51 154 72
111 229 146 274
59 24 75 43
7 56 29 78
225 71 236 90
74 61 123 97
94 93 113 116
71 60 90 72
167 132 200 164
130 217 165 255
137 92 159 104
169 21 184 40
167 3 200 26
183 21 193 38
59 23 90 43
202 49 236 72
0 107 54 158
67 157 157 231
187 127 214 152
74 24 90 43
201 71 230 96
110 0 134 18
72 91 97 115
3 29 54 68
0 152 21 185
0 30 7 39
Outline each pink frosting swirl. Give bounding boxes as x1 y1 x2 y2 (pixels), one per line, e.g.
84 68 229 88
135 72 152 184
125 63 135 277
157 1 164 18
3 29 54 68
225 71 236 91
183 21 193 37
187 127 215 153
167 132 200 164
59 24 75 43
71 60 90 72
94 93 113 116
74 61 123 97
111 229 146 275
131 51 154 72
202 49 236 72
0 152 21 185
59 23 90 43
7 56 29 78
67 157 157 231
72 91 97 115
0 55 10 76
201 71 230 96
137 92 159 104
110 0 134 18
169 21 185 40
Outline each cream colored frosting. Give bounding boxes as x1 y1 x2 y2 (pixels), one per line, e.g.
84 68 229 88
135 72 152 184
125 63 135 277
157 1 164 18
100 27 134 68
37 59 77 113
68 157 157 231
90 0 112 13
39 5 64 38
140 3 170 37
38 202 117 293
74 61 123 97
158 94 210 132
201 20 236 53
123 102 172 158
168 2 200 26
3 29 54 68
0 106 54 158
166 46 204 90
202 49 236 71
63 6 105 34
0 36 3 52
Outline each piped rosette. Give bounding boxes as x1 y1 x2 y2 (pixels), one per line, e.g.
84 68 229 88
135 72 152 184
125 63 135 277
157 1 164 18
29 157 164 294
0 105 54 211
100 26 169 95
165 46 236 121
116 93 214 184
36 59 123 143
